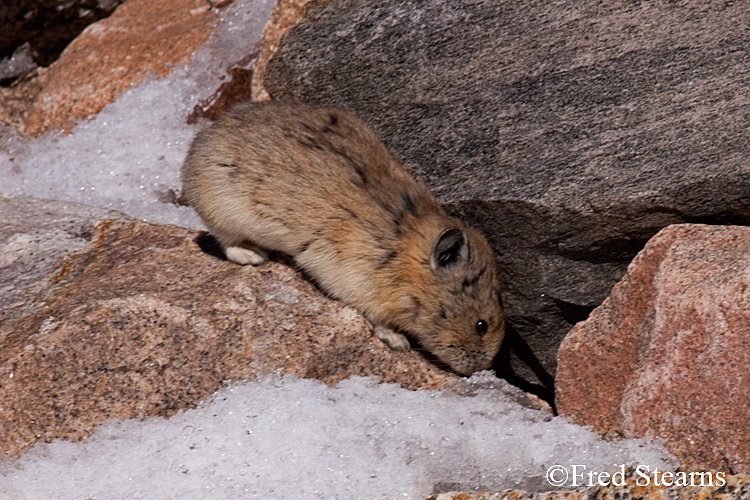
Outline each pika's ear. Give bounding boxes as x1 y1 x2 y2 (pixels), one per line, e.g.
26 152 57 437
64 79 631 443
430 228 468 272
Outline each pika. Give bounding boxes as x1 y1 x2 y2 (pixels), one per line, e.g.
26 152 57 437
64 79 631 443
181 101 504 375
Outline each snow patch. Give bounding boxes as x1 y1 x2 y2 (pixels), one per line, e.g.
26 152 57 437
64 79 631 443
0 374 674 499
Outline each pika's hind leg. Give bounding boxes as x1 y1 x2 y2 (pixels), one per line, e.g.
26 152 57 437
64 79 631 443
374 325 411 351
224 241 268 266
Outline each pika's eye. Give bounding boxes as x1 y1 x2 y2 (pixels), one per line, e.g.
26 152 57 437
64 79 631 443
475 319 488 336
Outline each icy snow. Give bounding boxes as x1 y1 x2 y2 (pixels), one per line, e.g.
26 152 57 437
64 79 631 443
0 0 676 498
0 374 674 499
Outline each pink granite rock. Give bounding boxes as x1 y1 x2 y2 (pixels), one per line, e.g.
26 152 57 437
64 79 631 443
556 224 750 473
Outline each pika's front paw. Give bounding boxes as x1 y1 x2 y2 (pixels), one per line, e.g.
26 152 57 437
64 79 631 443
374 325 411 351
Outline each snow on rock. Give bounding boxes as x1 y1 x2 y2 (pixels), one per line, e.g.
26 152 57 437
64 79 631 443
0 0 275 228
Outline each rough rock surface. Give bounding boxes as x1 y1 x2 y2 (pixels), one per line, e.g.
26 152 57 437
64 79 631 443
0 196 458 457
23 0 220 137
432 468 750 500
264 0 750 391
0 194 126 311
556 224 750 474
0 67 49 138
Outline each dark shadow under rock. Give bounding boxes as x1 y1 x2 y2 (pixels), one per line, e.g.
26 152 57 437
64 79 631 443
0 0 126 74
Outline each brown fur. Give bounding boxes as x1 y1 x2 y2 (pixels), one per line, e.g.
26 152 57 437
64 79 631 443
181 101 504 375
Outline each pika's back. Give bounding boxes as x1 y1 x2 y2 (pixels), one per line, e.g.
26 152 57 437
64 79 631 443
181 101 441 265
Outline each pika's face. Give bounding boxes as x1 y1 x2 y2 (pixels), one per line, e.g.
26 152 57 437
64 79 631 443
417 227 505 375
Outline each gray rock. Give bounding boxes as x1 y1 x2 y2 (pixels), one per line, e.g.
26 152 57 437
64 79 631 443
264 0 750 392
